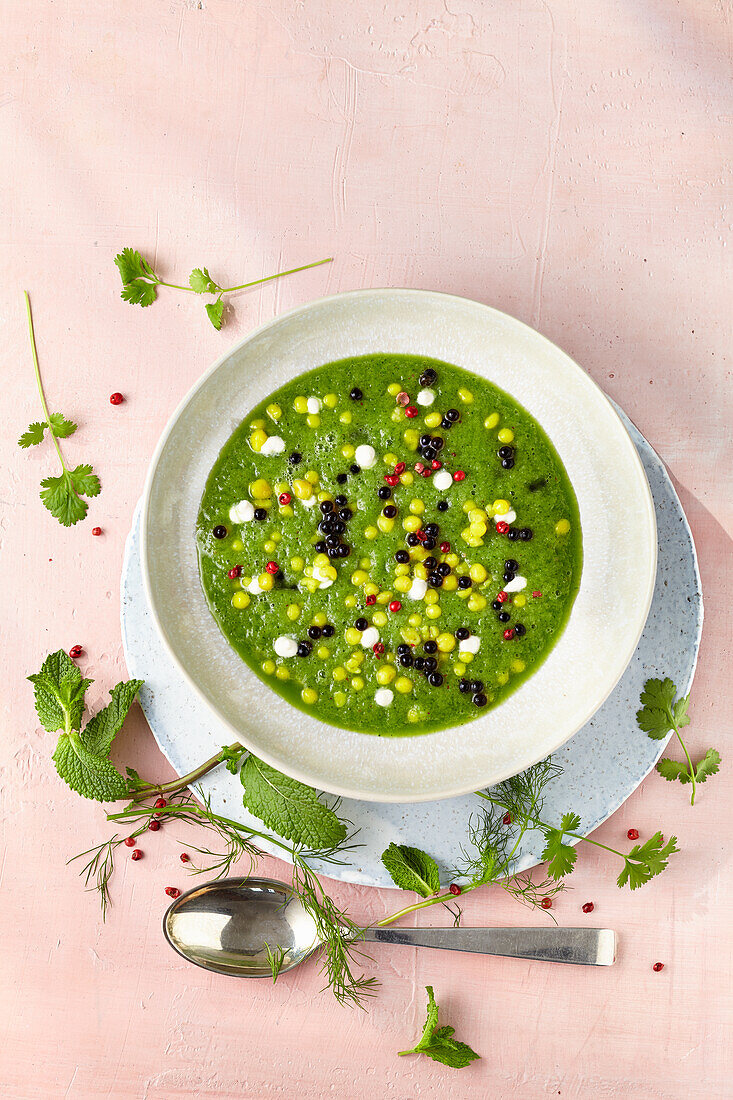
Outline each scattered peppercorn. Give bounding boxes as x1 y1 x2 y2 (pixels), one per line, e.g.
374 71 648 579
124 836 136 847
453 470 465 482
350 387 363 400
395 550 409 563
502 812 512 825
540 897 553 910
109 392 124 405
449 883 462 896
131 849 143 860
423 640 438 654
307 625 322 639
503 628 515 640
336 473 348 485
582 902 594 914
148 820 161 831
519 528 533 541
180 852 191 863
365 594 376 606
458 679 471 693
69 645 83 659
165 887 181 899
228 566 242 579
383 505 397 518
92 526 102 536
154 797 167 809
455 628 469 641
627 828 639 841
652 962 664 972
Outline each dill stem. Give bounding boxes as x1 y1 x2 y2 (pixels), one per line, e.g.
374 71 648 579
24 291 66 471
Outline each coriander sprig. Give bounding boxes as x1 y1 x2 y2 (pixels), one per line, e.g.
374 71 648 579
114 249 333 330
637 677 720 805
19 293 101 525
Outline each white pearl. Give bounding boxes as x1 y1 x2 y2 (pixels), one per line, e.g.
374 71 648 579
360 626 380 648
273 636 298 658
354 444 377 468
408 578 428 600
374 688 394 707
416 388 435 406
229 500 254 523
503 574 527 592
432 469 453 491
307 396 322 414
260 435 285 456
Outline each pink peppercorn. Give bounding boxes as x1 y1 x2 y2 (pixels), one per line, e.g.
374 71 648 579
431 460 441 470
414 462 425 473
69 645 83 659
148 820 161 832
131 849 143 861
396 391 410 407
449 884 462 896
109 392 124 405
532 591 542 598
439 541 450 553
265 561 279 574
453 470 466 482
420 467 431 477
497 591 509 603
278 492 292 505
365 594 376 606
228 566 242 579
180 853 190 863
124 836 136 847
405 406 418 418
496 520 509 534
503 627 515 640
652 962 664 972
154 797 167 809
92 527 102 536
165 887 181 899
627 828 639 841
373 642 385 657
389 600 402 613
384 474 399 486
540 897 553 910
502 812 512 825
582 902 595 914
394 462 406 475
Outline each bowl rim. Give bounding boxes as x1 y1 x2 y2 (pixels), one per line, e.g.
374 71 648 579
140 287 657 802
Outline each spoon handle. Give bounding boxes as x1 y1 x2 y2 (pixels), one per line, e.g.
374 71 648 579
363 926 616 966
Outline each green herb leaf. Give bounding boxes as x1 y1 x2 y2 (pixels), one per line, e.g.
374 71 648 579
221 745 246 774
49 412 78 438
240 754 347 850
53 733 129 801
40 464 100 526
120 279 158 307
18 421 47 447
115 248 158 306
637 677 687 740
381 843 441 897
695 748 721 784
205 299 224 330
82 679 144 757
189 267 220 294
617 831 679 890
540 811 581 881
656 758 690 784
28 649 92 732
399 987 480 1069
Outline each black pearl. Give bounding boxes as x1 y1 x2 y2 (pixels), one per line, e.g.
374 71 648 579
422 445 437 461
428 672 444 687
406 533 419 547
339 508 353 522
307 626 322 639
441 417 452 429
350 387 363 400
336 473 348 485
422 537 436 550
423 557 437 571
378 486 392 500
332 519 345 534
419 368 437 386
505 559 519 572
491 600 502 611
498 446 514 460
395 550 410 564
314 540 327 553
428 573 443 587
321 624 335 638
519 528 533 541
325 534 340 549
437 562 450 577
424 523 439 537
297 641 312 657
469 680 484 695
253 508 267 521
288 451 302 465
319 519 333 534
413 657 426 671
458 678 472 694
507 528 520 541
436 500 449 512
334 494 348 507
457 576 472 589
503 570 516 583
327 546 340 558
501 458 515 469
498 611 510 623
445 408 460 422
349 464 361 475
383 505 397 518
423 657 438 673
337 543 351 557
320 500 334 514
399 653 414 667
423 640 438 654
514 623 526 637
355 617 368 631
419 433 431 447
212 525 227 539
432 437 444 451
455 627 469 641
473 692 488 707
397 643 411 656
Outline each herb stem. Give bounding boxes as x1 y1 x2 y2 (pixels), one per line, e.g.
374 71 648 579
130 743 244 802
155 279 197 293
24 291 65 471
220 257 333 294
374 883 482 928
671 717 697 805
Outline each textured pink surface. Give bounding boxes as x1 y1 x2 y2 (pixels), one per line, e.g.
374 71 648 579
2 2 732 1096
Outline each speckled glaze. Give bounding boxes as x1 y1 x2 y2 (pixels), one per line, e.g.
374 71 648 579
139 290 657 800
121 406 702 887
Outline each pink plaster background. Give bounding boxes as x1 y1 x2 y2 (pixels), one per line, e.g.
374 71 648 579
1 1 732 1096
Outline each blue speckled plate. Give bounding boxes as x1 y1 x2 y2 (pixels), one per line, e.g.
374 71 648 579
121 406 702 887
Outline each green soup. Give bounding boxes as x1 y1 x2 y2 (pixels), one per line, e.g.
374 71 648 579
197 354 581 735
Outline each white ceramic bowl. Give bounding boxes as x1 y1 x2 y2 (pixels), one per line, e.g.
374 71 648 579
141 289 656 803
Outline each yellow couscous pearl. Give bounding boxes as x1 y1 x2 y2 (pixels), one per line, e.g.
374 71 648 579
467 508 487 524
484 412 500 429
401 627 421 646
513 593 526 608
333 691 347 707
424 588 438 604
425 605 442 619
279 504 294 518
344 594 357 608
290 556 304 572
364 525 378 540
249 428 268 452
373 610 387 627
293 396 308 413
286 603 301 621
445 552 459 567
314 553 329 568
442 575 458 592
377 665 396 685
497 671 509 685
323 565 337 582
324 392 338 408
377 515 395 534
351 570 368 586
310 611 326 627
462 499 476 513
292 479 313 500
493 499 510 515
408 613 422 627
468 593 487 611
263 540 276 554
394 576 411 593
457 387 473 403
302 688 318 705
469 521 487 538
555 519 571 535
251 419 266 430
453 662 466 676
394 564 410 577
497 428 514 444
262 659 276 675
403 429 419 450
341 443 355 459
339 410 352 425
258 573 274 592
266 403 282 421
250 478 271 499
364 582 379 596
270 531 282 543
409 498 425 514
359 557 370 571
332 666 347 682
436 632 456 652
383 452 398 466
424 411 442 429
511 659 526 674
305 470 319 484
394 676 413 694
458 650 474 663
230 538 243 551
345 657 360 673
351 676 365 691
231 592 250 609
345 627 361 645
413 563 427 580
387 382 401 396
469 563 487 582
391 408 404 423
403 515 421 533
275 667 290 681
306 414 320 428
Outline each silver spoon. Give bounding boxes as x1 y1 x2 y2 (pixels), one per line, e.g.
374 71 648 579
163 877 617 976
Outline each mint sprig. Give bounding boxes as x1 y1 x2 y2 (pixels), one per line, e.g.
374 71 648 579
399 987 480 1069
114 249 332 330
240 753 347 850
637 677 720 804
381 843 441 898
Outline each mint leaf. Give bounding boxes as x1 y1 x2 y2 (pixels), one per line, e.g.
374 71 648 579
189 267 220 294
205 299 224 330
49 412 77 438
399 987 480 1068
82 679 143 757
381 843 441 897
28 649 92 732
695 748 721 784
240 755 347 850
53 732 128 801
18 421 46 448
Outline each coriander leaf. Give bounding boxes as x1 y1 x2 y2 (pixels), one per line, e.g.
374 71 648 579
18 421 46 448
69 463 101 498
241 754 347 850
121 279 158 307
637 677 685 740
399 987 480 1069
82 679 144 757
540 811 580 881
40 472 87 525
382 843 441 897
49 412 77 438
205 299 224 330
695 748 721 784
617 831 679 890
114 247 156 286
189 267 220 294
53 731 128 801
656 758 690 784
28 649 92 732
